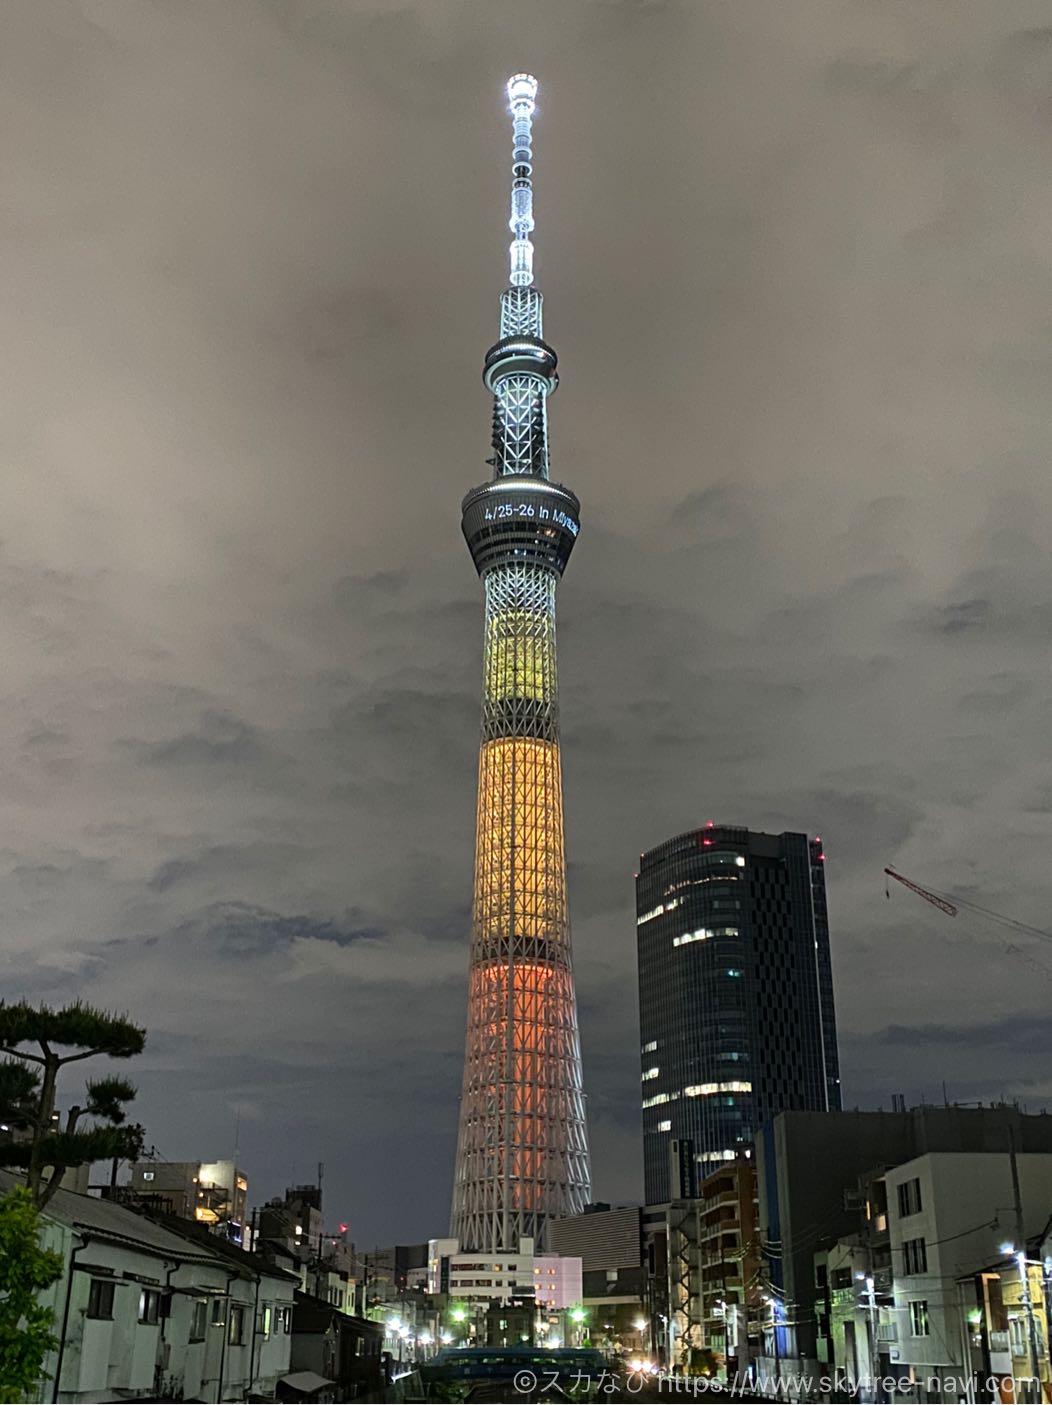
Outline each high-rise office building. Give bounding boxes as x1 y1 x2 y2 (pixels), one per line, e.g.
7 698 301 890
449 76 590 1254
636 824 840 1204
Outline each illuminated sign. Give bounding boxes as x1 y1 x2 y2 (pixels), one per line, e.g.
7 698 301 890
480 495 579 536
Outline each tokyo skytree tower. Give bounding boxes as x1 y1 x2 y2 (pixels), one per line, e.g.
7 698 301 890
451 75 591 1254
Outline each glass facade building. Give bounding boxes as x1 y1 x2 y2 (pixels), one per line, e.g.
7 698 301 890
636 824 840 1205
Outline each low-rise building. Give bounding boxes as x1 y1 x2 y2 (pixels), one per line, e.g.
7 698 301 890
549 1204 648 1356
2 1169 296 1403
884 1151 1052 1401
697 1156 761 1379
287 1293 384 1402
756 1103 1052 1382
957 1228 1052 1404
128 1158 248 1242
427 1236 582 1311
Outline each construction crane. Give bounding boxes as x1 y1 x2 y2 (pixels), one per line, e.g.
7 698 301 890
884 865 1052 981
884 867 957 917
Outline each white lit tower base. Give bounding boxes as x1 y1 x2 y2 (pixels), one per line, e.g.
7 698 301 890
450 75 591 1255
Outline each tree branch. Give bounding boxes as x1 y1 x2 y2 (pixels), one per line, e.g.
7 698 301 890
37 1170 66 1211
0 1046 45 1066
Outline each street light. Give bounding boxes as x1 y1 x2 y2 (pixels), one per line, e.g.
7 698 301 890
1016 1251 1041 1404
633 1314 650 1356
658 1313 676 1370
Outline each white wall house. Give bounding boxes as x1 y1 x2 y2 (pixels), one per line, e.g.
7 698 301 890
884 1152 1052 1402
2 1171 297 1403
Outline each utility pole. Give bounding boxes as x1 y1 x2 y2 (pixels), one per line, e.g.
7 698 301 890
1010 1129 1041 1403
865 1275 881 1404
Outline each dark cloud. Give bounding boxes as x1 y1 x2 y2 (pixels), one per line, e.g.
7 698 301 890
874 1014 1052 1051
140 710 266 767
3 0 1052 1244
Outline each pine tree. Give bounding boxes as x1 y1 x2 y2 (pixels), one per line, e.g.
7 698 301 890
0 1002 146 1207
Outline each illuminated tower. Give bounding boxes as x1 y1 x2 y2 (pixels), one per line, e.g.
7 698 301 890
451 75 591 1254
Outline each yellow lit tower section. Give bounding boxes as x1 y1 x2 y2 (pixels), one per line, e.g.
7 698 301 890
451 75 591 1255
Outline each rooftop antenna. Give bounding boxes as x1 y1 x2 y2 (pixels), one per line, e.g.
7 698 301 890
506 74 538 287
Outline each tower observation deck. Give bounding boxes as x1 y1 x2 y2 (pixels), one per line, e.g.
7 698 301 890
450 75 591 1254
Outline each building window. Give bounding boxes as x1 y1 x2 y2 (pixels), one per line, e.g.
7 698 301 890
189 1299 208 1342
229 1305 246 1345
138 1288 161 1325
212 1298 226 1327
897 1178 922 1218
87 1279 115 1320
903 1238 927 1275
261 1306 272 1339
142 1170 155 1182
909 1300 930 1337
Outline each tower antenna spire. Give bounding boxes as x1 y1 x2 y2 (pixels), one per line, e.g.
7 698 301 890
507 74 538 287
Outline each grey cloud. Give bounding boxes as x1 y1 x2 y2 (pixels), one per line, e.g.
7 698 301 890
822 58 919 98
4 0 1052 1244
139 710 266 767
874 1015 1052 1051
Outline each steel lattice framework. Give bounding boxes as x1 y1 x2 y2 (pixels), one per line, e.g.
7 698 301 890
451 76 590 1254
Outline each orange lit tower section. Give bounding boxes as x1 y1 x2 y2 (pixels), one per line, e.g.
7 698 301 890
451 75 591 1254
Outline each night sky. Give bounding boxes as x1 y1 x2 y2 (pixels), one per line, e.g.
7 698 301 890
5 1 1052 1248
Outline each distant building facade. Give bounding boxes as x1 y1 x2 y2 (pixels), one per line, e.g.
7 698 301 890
885 1151 1052 1400
549 1204 647 1354
637 825 840 1203
638 1153 761 1377
128 1158 248 1241
757 1104 1052 1384
257 1184 358 1313
427 1236 582 1311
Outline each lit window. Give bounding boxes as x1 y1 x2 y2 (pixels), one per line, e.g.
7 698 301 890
142 1170 155 1183
642 1067 659 1081
642 1041 658 1054
725 969 742 978
909 1300 930 1337
642 1093 669 1108
658 1120 672 1132
684 1081 752 1098
673 929 711 947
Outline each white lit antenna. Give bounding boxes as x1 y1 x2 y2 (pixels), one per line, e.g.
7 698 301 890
507 74 538 287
